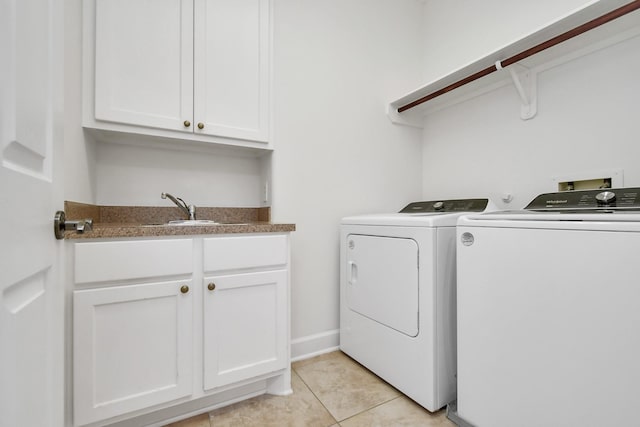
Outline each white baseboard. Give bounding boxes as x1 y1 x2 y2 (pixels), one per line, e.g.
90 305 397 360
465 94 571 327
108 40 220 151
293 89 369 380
291 329 340 362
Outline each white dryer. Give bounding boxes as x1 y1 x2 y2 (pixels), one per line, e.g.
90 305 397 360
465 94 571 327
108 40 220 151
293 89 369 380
453 188 640 427
340 198 495 412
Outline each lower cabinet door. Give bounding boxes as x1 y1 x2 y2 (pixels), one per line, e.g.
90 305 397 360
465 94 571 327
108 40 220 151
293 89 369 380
73 280 193 426
203 270 287 391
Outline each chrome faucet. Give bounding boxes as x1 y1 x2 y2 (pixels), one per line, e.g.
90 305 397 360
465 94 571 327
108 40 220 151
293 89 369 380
161 193 196 220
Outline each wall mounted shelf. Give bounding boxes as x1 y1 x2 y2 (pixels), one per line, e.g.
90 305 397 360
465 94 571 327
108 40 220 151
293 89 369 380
388 0 640 127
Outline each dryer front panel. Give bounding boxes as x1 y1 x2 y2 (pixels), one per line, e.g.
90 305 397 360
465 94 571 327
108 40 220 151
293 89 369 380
345 234 419 337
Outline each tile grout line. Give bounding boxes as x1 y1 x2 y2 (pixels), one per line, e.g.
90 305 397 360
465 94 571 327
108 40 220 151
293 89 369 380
291 364 339 426
292 362 402 426
336 395 404 425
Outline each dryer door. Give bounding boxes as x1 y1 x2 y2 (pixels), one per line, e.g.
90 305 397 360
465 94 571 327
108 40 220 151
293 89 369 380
345 234 419 337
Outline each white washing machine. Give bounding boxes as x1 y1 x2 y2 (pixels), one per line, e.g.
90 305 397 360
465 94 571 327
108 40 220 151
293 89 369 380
452 188 640 427
340 198 496 412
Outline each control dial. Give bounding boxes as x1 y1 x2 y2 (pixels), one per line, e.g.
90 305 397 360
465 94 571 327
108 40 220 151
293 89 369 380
433 201 444 211
595 191 616 205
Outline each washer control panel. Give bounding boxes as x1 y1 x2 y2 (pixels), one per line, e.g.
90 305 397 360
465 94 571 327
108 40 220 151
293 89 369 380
525 188 640 211
399 198 489 213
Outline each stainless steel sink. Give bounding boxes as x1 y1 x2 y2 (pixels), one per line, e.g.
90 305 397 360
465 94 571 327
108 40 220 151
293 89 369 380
167 219 220 226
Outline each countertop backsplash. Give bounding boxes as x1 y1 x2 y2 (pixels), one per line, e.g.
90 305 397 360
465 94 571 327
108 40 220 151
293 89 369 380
65 201 271 224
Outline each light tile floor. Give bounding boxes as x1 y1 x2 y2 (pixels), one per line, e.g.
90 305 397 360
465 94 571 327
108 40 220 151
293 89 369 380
165 351 456 427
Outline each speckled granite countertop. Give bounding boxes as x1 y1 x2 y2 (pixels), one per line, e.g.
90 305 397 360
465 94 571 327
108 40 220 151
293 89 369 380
64 201 295 239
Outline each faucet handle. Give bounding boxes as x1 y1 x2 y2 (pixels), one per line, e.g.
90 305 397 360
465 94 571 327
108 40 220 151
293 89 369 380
188 205 196 220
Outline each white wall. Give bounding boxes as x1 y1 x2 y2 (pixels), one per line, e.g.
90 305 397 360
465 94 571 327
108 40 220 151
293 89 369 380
421 0 594 83
271 0 425 354
421 1 640 208
94 143 265 207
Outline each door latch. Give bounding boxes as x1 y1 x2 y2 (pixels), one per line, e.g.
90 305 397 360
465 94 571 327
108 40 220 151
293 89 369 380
54 211 93 240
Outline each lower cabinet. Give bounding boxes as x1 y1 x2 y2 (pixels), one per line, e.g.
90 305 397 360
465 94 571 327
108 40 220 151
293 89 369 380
71 234 290 426
203 270 287 390
73 281 194 426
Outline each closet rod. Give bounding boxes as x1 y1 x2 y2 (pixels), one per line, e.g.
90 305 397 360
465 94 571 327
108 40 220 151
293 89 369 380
397 0 640 113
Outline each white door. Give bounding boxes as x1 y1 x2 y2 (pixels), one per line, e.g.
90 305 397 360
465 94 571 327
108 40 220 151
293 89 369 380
93 0 194 131
194 0 269 142
345 234 419 337
0 0 64 426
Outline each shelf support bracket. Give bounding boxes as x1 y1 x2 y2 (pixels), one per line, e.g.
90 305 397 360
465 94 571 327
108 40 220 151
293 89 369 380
496 61 537 120
386 103 424 128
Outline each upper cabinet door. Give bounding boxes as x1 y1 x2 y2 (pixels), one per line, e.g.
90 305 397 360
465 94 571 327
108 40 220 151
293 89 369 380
93 0 194 131
193 0 270 142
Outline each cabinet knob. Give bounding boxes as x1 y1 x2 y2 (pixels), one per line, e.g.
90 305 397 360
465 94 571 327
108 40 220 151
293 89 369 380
207 282 216 291
180 285 189 294
197 122 204 130
183 120 191 127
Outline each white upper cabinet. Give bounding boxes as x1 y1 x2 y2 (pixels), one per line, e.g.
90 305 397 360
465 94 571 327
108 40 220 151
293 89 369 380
93 0 194 132
83 0 271 148
194 0 269 142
